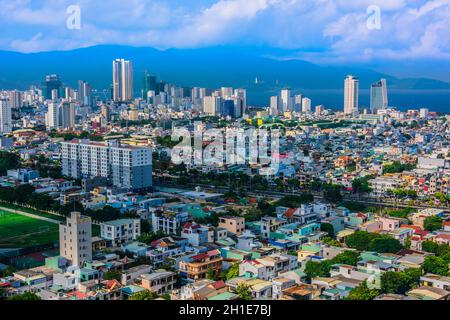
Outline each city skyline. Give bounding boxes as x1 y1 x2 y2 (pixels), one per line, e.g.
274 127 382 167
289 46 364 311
1 1 450 82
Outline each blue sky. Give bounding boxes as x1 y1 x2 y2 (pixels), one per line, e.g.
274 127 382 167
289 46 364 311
1 0 450 76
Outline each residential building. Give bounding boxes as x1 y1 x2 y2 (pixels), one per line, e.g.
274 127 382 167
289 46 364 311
61 139 152 191
100 219 141 246
59 212 93 267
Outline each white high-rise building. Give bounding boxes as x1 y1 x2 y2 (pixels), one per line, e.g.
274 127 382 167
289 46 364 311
302 97 312 113
0 98 12 134
234 88 247 116
46 102 75 130
8 90 22 109
61 139 152 191
220 87 233 99
315 105 325 116
281 89 292 112
203 96 221 116
270 96 280 116
113 59 133 102
344 75 359 115
59 211 92 267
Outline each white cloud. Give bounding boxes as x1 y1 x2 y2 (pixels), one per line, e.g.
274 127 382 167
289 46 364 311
1 0 450 64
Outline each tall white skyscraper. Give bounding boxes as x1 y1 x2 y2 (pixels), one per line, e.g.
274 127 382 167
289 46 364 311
280 89 292 112
203 96 222 116
46 102 75 130
270 96 280 116
302 97 312 113
59 211 92 267
344 75 359 115
370 78 388 113
0 98 12 134
234 88 247 116
220 87 233 99
113 59 133 102
8 90 22 109
78 80 92 107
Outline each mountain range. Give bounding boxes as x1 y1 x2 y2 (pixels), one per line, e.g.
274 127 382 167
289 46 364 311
1 45 449 108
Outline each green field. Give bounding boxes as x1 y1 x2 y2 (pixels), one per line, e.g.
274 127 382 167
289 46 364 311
0 211 59 248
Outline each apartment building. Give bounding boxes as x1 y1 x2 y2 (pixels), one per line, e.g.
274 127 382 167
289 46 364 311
218 216 245 236
100 219 141 246
59 212 92 267
179 249 223 282
61 139 152 191
141 270 176 294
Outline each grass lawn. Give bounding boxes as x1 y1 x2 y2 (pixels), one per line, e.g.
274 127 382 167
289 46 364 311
0 210 59 248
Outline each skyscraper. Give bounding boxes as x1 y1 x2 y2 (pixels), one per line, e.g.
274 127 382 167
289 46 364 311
142 71 157 100
344 75 359 115
203 96 222 116
370 79 388 113
113 59 133 102
270 96 280 116
294 94 303 112
46 102 75 130
302 97 312 113
0 98 12 134
8 90 22 109
281 89 292 112
44 74 62 100
78 80 92 106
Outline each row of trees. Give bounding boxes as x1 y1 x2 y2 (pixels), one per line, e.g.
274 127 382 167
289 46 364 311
346 268 423 300
345 231 403 253
304 251 360 278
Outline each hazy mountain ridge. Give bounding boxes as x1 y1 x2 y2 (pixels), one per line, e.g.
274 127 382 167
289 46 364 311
1 45 449 95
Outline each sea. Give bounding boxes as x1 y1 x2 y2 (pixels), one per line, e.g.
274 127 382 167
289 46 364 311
247 89 450 114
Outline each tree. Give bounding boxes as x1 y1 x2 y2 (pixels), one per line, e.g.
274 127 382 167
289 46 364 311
8 292 41 300
332 251 360 266
129 290 158 300
0 151 20 176
346 231 402 253
381 268 422 295
345 231 374 251
423 256 449 276
103 270 122 281
275 194 314 208
421 241 450 257
322 236 341 247
346 281 380 300
320 223 335 237
304 261 332 278
235 283 252 300
424 216 444 232
368 238 403 254
323 185 343 203
207 268 216 280
226 264 240 280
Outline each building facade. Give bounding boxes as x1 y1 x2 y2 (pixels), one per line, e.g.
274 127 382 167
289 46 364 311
61 139 152 191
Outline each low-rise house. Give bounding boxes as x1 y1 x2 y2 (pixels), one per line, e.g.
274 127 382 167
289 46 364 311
121 265 152 285
272 277 296 299
181 222 214 246
140 270 176 294
100 219 141 246
281 283 321 300
179 249 223 282
227 277 273 299
420 274 450 291
322 216 345 234
406 286 450 300
218 216 245 236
